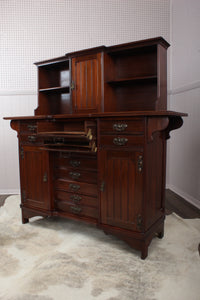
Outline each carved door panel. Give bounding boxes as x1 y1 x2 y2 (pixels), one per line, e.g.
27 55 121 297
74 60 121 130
100 150 144 231
71 53 102 113
20 146 50 210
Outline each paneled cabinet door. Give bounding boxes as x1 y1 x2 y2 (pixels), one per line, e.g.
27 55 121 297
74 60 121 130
100 150 144 231
20 146 50 210
71 53 102 113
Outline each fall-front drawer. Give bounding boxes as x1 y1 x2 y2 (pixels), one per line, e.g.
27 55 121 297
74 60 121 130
100 118 145 134
55 179 98 197
54 190 98 208
100 135 144 148
54 153 97 171
55 201 98 219
54 168 97 184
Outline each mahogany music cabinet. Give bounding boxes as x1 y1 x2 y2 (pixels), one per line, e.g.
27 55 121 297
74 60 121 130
5 37 187 259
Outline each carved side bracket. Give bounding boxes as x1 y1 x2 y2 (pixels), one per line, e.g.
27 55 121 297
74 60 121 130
10 120 20 132
147 117 169 143
147 116 184 143
164 116 184 140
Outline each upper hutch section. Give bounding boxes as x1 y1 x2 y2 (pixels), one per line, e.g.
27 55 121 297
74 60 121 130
34 37 170 116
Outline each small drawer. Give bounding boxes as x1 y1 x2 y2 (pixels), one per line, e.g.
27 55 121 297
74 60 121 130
100 135 144 148
55 201 98 219
20 122 37 134
100 118 145 134
55 153 97 171
19 134 43 145
55 179 98 197
54 190 98 208
54 168 97 184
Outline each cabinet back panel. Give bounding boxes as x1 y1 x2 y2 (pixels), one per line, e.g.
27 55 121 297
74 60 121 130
111 82 157 111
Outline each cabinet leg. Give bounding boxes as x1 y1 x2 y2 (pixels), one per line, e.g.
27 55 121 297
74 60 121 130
22 217 29 224
141 243 148 260
157 223 164 239
22 215 29 224
157 229 164 239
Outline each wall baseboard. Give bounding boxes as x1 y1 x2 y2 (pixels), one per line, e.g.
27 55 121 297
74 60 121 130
166 184 200 210
0 189 20 195
0 90 36 96
168 80 200 95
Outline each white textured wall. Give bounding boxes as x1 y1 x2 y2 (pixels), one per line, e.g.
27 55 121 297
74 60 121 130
1 0 170 193
168 0 200 208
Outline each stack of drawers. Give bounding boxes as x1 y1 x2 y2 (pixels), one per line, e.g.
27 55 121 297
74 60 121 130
19 121 39 145
54 152 98 221
99 118 145 148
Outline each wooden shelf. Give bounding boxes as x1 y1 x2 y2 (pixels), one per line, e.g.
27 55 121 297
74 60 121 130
106 75 157 85
39 86 70 93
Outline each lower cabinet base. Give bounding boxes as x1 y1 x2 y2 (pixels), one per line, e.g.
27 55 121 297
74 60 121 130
100 218 165 260
20 206 165 259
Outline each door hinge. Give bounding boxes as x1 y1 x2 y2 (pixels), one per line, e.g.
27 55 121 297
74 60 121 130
20 147 24 160
70 81 75 90
100 181 105 192
43 172 48 183
138 155 143 172
22 190 26 202
137 214 143 231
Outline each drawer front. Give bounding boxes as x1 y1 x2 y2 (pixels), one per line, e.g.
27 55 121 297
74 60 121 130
100 135 144 148
55 179 98 197
55 190 98 208
19 134 43 145
54 168 97 184
54 153 97 171
55 201 98 219
20 122 38 134
100 119 145 134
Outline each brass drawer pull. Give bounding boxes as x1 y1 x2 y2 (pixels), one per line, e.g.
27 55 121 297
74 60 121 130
113 123 128 132
54 137 64 144
113 137 128 146
69 183 80 191
70 195 82 203
70 206 82 214
69 172 81 180
70 160 80 167
28 135 36 143
27 124 37 131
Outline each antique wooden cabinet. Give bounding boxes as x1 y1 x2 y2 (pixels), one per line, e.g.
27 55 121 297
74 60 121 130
5 37 187 259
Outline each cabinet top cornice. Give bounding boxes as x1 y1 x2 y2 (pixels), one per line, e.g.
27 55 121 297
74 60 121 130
34 37 170 66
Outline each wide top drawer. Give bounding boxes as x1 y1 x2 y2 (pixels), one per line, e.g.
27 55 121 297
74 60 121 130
99 118 145 134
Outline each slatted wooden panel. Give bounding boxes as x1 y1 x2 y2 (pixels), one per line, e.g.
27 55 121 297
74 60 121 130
72 53 102 112
100 150 143 231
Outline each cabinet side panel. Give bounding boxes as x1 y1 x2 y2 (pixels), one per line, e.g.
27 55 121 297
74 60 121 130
144 132 165 229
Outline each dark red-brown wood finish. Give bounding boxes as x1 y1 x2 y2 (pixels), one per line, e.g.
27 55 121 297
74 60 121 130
5 37 187 259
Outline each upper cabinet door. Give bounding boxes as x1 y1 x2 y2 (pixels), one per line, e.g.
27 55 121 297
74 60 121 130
71 53 102 113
